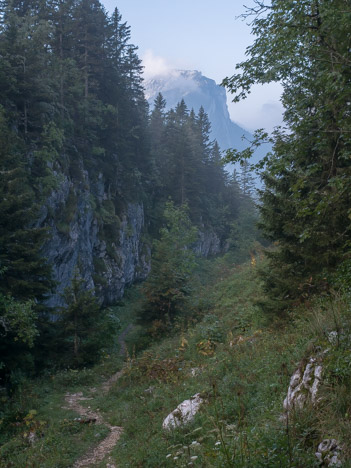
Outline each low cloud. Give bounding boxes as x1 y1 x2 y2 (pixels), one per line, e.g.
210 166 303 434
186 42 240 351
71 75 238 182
227 83 284 133
142 50 199 103
142 50 174 79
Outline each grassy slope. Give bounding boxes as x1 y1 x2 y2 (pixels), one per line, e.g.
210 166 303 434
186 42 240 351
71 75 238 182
1 257 351 467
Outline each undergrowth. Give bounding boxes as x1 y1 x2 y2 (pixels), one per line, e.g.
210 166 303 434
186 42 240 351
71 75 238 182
1 256 351 467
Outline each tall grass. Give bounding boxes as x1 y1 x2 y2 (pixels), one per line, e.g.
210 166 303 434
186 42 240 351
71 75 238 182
1 258 351 467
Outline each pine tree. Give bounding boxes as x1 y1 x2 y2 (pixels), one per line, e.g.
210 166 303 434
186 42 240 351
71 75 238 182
147 93 168 234
59 272 119 367
150 93 166 148
0 107 52 302
0 2 55 139
239 161 256 198
140 202 198 330
0 106 53 382
48 0 77 124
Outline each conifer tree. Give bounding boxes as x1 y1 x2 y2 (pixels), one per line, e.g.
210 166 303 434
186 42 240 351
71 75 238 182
0 107 52 302
140 202 197 329
0 106 53 382
59 272 120 367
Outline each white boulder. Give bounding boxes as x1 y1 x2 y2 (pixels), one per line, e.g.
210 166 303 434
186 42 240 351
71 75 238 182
283 357 323 412
328 331 339 345
162 394 204 430
316 439 342 467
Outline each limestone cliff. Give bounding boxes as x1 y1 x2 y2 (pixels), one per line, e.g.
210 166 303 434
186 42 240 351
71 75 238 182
39 170 223 307
39 171 150 308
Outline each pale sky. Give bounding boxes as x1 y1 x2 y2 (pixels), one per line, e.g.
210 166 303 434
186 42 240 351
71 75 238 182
101 0 283 133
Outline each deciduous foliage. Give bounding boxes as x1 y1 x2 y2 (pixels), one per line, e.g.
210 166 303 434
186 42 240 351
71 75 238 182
0 279 37 385
223 0 351 310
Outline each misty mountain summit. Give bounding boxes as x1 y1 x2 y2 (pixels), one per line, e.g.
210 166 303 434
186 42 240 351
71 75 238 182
144 69 268 166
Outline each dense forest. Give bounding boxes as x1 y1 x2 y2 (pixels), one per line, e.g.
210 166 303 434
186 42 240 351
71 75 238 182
0 0 256 385
1 0 351 467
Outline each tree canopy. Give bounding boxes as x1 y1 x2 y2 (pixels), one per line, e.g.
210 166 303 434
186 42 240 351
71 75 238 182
223 0 351 310
0 0 259 379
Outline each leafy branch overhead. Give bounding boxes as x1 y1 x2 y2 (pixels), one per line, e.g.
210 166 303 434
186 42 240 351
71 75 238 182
223 128 273 172
223 0 351 310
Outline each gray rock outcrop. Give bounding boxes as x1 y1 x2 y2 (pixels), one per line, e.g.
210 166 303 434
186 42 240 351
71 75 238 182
40 169 223 307
40 172 150 308
283 356 324 412
316 439 342 467
194 229 221 257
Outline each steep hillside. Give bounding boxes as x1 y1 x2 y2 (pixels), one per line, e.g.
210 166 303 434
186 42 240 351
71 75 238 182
2 257 350 467
0 1 259 388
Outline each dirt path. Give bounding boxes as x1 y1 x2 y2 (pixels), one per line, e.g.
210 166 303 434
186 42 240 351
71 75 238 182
64 325 133 467
117 323 133 357
64 391 123 467
101 324 134 395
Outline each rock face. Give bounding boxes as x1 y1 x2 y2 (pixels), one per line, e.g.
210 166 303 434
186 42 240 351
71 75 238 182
283 353 344 466
283 356 324 412
194 229 221 257
315 439 342 467
40 172 150 308
162 394 204 430
40 170 222 307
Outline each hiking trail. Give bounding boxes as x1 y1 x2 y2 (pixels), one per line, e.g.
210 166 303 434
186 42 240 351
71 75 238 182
64 325 133 467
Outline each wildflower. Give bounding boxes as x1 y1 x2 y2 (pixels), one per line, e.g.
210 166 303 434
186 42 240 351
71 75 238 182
215 441 221 446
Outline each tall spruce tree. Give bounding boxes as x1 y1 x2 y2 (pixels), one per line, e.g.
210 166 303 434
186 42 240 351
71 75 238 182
58 272 120 367
148 95 252 249
0 0 152 375
140 202 197 330
0 106 53 383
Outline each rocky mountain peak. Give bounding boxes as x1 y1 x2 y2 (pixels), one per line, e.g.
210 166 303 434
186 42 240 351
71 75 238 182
144 69 248 152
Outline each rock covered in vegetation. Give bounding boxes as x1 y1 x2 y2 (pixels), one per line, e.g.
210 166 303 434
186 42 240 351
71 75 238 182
283 356 323 412
162 394 204 430
193 229 221 256
315 439 342 467
189 367 202 377
40 173 231 308
40 173 150 307
328 331 339 345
